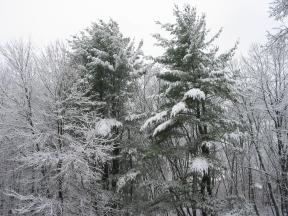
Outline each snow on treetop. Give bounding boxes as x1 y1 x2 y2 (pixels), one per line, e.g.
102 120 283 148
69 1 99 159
183 88 205 100
190 157 209 173
152 119 174 137
140 111 168 131
95 118 122 137
171 101 187 117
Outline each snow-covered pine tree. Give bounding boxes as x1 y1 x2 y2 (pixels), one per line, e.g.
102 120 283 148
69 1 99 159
141 5 237 215
70 19 144 213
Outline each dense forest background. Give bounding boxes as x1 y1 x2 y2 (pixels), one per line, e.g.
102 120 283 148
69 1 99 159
0 0 288 215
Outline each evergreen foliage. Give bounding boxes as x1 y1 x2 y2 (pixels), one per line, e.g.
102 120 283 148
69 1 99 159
141 5 238 215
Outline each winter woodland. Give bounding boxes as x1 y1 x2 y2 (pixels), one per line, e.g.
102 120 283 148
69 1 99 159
1 1 288 215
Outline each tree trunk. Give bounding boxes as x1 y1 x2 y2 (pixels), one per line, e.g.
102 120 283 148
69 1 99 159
254 141 281 216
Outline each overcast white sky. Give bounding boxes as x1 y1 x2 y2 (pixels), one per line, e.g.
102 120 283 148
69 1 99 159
0 0 279 56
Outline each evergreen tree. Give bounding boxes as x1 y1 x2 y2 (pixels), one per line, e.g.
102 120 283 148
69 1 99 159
141 5 237 215
70 19 144 213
